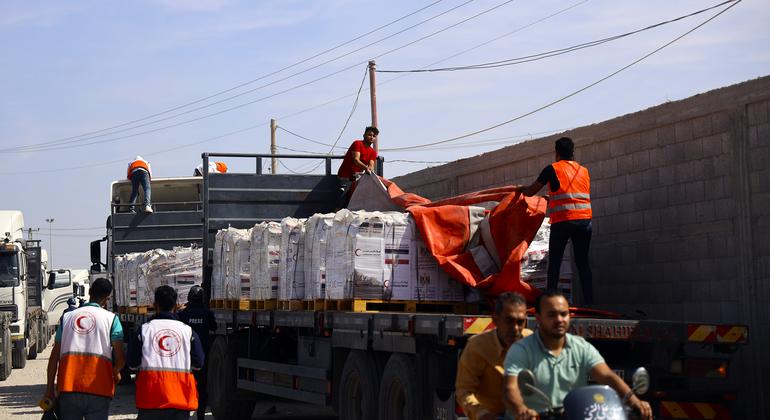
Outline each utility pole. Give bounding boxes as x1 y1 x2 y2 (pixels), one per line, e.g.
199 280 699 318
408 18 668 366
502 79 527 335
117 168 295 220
45 218 54 268
368 60 378 155
270 118 277 174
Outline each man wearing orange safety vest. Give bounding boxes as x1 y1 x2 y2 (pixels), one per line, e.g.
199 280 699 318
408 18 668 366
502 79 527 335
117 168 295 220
128 285 204 420
514 137 594 305
44 278 125 420
127 155 153 213
193 161 227 176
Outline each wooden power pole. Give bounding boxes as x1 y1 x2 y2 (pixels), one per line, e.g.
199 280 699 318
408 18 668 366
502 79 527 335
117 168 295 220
270 118 277 174
368 60 378 155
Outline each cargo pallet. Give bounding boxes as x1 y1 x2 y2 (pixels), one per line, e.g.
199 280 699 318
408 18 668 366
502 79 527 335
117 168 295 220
127 306 152 315
225 299 250 311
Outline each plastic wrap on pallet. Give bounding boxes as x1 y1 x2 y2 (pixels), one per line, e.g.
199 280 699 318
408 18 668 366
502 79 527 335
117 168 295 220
145 246 203 304
230 229 252 300
520 218 573 300
250 221 281 300
326 209 361 300
383 212 415 300
413 230 464 302
211 230 226 300
303 214 330 300
279 217 306 300
222 228 250 300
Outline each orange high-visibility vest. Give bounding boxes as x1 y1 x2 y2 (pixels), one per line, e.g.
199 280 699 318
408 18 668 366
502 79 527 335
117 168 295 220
57 305 117 398
127 159 150 180
214 161 228 173
547 160 592 223
135 319 198 411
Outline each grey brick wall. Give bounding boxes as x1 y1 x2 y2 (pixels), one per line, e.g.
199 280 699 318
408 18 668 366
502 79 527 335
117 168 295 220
392 76 770 417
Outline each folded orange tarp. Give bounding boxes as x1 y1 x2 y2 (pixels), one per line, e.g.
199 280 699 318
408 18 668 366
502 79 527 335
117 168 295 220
371 176 548 302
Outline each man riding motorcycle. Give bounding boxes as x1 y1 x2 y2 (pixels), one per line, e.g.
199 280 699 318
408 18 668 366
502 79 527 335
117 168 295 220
503 290 652 420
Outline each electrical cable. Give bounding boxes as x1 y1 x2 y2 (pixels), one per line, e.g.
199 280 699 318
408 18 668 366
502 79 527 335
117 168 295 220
3 1 447 152
382 0 741 152
377 0 735 73
2 0 514 154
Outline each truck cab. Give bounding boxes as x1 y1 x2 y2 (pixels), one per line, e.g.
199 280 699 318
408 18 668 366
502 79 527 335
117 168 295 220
44 268 89 328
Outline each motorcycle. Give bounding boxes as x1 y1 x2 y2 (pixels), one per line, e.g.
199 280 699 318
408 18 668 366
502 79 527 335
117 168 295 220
516 367 651 420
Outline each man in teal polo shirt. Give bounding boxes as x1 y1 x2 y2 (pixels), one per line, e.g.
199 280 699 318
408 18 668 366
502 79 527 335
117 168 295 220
503 290 651 420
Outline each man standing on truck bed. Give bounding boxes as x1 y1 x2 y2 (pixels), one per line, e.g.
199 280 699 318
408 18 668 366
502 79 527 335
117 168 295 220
127 155 153 214
129 285 204 420
337 126 378 206
44 278 125 420
455 292 532 420
514 136 593 305
193 161 228 176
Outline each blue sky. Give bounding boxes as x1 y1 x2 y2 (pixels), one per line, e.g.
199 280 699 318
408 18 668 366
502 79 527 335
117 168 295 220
1 0 768 268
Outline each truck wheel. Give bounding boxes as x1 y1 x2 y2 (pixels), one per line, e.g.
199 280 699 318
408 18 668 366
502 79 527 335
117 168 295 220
208 337 256 420
378 354 419 420
0 328 11 380
37 323 47 353
338 350 380 420
27 339 38 360
12 339 27 369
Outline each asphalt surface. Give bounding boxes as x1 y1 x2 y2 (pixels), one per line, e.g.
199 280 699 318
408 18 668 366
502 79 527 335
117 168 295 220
0 337 337 419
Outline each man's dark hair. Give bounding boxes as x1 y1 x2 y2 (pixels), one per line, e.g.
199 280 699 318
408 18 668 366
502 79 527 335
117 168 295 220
535 289 568 313
555 136 574 159
154 285 178 312
364 126 379 136
494 291 527 314
90 278 113 301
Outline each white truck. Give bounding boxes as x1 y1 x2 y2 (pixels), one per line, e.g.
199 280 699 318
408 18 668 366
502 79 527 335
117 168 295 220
0 211 82 380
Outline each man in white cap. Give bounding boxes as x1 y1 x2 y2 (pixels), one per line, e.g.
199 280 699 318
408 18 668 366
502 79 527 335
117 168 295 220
127 156 153 213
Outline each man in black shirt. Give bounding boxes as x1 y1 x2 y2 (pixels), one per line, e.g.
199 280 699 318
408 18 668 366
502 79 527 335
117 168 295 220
178 286 217 420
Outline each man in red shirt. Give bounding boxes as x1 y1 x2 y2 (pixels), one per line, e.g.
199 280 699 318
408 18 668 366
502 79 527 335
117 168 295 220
337 126 379 207
337 126 379 180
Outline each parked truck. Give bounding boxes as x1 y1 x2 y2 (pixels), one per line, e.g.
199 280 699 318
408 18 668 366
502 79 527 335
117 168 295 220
0 211 71 378
92 154 750 419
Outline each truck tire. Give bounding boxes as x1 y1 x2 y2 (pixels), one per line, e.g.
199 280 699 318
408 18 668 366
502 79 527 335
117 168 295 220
36 322 47 353
12 339 27 369
0 328 11 381
207 337 256 420
338 350 380 420
27 339 38 360
378 354 419 420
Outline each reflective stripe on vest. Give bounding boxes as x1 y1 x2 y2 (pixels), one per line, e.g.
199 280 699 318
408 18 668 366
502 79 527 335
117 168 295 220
547 160 592 223
135 319 198 411
127 159 150 179
58 306 116 398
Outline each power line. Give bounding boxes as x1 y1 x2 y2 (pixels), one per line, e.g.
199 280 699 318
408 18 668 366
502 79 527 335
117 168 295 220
2 0 515 154
383 0 741 152
277 126 339 149
377 0 735 73
3 0 474 154
2 1 447 153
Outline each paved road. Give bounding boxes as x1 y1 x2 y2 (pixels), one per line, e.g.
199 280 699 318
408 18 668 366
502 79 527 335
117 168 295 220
0 338 336 419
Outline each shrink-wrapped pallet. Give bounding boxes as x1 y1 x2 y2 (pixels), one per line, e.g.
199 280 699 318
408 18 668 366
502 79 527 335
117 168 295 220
413 233 464 302
520 218 573 299
279 218 305 300
325 209 363 300
249 222 281 300
227 229 252 300
218 228 250 300
145 246 203 304
303 213 334 300
211 230 227 300
383 212 415 300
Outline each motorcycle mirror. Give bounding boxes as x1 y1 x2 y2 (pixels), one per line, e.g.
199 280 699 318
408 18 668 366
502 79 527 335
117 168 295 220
517 370 537 396
631 367 650 396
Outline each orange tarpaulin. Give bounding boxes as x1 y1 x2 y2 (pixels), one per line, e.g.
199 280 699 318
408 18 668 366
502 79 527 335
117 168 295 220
354 175 548 302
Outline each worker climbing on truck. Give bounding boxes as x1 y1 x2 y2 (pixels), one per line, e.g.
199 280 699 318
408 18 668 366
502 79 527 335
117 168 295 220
455 292 532 420
193 161 228 176
127 155 153 214
337 126 378 207
514 136 594 305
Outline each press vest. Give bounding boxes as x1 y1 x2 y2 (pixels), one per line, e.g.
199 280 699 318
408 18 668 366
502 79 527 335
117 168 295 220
127 159 151 180
58 305 117 398
135 319 198 411
547 160 592 223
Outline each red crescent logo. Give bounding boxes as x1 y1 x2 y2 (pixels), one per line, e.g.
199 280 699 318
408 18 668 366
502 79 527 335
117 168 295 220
158 335 172 352
71 313 96 335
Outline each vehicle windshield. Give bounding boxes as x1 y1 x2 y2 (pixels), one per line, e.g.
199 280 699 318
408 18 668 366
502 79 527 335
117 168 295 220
0 252 20 287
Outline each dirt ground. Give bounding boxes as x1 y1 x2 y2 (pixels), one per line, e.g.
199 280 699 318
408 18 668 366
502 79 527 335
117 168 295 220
0 339 336 419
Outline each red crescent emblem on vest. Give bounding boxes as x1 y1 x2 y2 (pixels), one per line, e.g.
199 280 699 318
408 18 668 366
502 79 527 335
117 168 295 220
71 312 97 335
151 329 182 357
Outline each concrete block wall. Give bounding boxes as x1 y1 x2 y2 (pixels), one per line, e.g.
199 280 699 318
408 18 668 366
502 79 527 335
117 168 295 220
392 76 770 417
